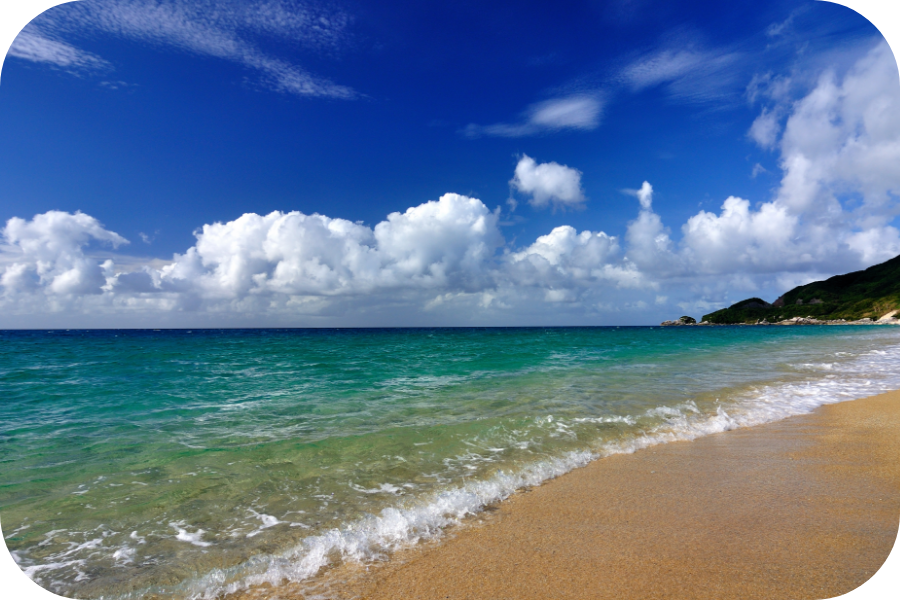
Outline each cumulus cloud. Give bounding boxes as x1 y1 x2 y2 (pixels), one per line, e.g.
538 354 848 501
711 41 900 284
681 197 798 273
663 41 900 281
509 155 586 210
142 193 504 304
1 211 126 297
505 226 643 295
15 0 355 98
2 41 899 326
373 195 504 289
462 94 603 138
623 182 678 275
0 194 642 324
600 40 898 308
846 226 900 266
773 42 900 219
626 181 653 210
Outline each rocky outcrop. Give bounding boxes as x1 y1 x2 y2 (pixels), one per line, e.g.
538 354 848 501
877 310 899 324
775 316 824 325
660 315 898 327
771 316 899 325
661 316 697 326
662 309 900 327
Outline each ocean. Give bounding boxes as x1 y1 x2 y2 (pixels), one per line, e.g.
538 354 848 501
2 326 900 599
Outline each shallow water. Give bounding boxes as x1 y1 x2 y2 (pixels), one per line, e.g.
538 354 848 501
2 326 900 599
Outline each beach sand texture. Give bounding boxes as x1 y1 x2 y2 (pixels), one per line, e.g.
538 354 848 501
290 390 900 600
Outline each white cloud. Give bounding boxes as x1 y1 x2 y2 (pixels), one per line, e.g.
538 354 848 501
773 42 900 219
620 45 743 104
1 211 127 297
681 197 798 274
618 41 900 300
505 225 635 289
20 0 355 98
652 39 900 288
765 13 796 39
510 226 617 269
2 42 898 326
746 72 793 105
623 49 701 89
625 181 653 210
0 195 639 324
509 155 586 210
9 26 111 72
748 108 780 149
527 96 602 129
373 194 504 290
463 95 603 138
624 182 677 275
845 226 900 266
130 193 502 303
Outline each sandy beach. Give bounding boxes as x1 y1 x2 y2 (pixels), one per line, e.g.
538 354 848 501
277 390 900 600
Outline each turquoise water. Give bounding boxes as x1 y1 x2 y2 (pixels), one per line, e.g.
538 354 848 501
2 326 900 599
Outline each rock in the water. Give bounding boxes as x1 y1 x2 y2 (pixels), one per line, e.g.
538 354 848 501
661 316 697 326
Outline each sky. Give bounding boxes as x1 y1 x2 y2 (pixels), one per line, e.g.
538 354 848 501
0 0 898 328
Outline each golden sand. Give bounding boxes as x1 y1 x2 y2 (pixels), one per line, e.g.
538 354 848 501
229 391 900 600
331 391 900 600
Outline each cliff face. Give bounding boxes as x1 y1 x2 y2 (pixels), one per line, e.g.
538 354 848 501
702 254 900 324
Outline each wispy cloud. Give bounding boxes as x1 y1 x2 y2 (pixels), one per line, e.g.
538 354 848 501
9 27 112 73
5 36 900 328
618 45 744 104
766 13 796 38
462 94 603 138
17 0 356 98
764 5 812 42
750 163 768 178
464 35 745 139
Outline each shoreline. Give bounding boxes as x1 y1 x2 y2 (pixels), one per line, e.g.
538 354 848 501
662 319 900 326
272 390 900 600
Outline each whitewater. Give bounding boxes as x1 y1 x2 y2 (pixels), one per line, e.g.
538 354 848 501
2 326 899 599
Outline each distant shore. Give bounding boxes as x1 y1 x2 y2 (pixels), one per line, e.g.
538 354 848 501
662 316 900 326
292 390 900 600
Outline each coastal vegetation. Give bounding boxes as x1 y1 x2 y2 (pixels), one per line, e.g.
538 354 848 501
701 254 900 324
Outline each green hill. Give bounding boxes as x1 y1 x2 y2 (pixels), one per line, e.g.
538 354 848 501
701 254 900 324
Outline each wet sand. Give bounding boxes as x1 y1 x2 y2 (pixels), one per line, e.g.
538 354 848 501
326 390 900 600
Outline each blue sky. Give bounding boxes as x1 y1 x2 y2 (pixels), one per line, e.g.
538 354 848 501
1 0 898 327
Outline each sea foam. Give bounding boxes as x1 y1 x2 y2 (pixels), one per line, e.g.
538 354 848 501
142 339 900 600
6 328 900 600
